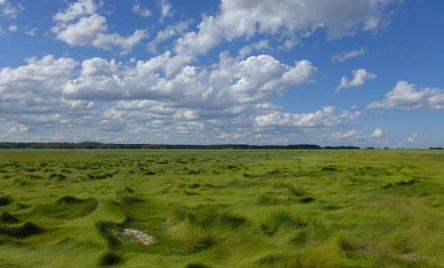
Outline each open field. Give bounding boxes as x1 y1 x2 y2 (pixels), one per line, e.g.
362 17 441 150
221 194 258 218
1 150 444 268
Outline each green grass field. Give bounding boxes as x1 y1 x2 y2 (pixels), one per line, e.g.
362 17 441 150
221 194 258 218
1 150 444 268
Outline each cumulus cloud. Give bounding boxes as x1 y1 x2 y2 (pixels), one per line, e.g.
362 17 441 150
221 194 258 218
0 0 24 19
52 0 147 55
0 55 78 95
331 47 367 63
132 3 152 18
370 128 383 138
0 53 321 142
368 81 444 110
167 0 402 77
53 0 97 22
147 20 192 54
255 107 361 129
62 54 317 106
336 69 376 93
8 24 17 32
159 0 172 22
0 0 406 143
238 40 271 59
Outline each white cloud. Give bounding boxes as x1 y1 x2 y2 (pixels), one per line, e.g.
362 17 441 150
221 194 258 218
169 0 402 77
255 107 361 129
370 128 384 138
53 0 97 22
25 28 38 37
368 81 444 110
408 134 418 142
159 0 172 22
9 125 29 133
0 55 78 95
336 69 376 93
331 47 367 63
52 0 148 55
63 54 317 106
132 3 152 18
238 39 271 58
0 53 319 141
147 20 192 54
330 130 359 140
8 24 17 32
0 0 24 19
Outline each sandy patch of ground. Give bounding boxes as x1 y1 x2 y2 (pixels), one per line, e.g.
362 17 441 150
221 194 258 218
119 229 155 245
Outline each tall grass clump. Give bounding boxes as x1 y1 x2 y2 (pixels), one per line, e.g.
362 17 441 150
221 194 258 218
261 212 307 236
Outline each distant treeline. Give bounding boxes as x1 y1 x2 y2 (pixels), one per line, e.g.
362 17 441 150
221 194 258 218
0 142 363 150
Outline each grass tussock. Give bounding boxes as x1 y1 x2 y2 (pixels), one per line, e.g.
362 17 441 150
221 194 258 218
100 252 122 267
34 196 98 219
0 222 43 238
0 211 21 224
0 196 12 207
173 206 246 230
261 212 307 236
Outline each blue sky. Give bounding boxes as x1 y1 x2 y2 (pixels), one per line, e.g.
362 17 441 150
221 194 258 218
0 0 443 148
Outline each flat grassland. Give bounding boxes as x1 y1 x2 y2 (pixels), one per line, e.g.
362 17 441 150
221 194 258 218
1 150 444 268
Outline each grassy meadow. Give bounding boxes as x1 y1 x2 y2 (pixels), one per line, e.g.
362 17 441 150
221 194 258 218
1 149 444 268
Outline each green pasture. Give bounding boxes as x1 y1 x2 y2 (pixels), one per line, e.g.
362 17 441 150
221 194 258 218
1 149 444 268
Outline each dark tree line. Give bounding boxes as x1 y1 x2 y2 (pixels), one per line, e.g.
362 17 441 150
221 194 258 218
0 142 362 150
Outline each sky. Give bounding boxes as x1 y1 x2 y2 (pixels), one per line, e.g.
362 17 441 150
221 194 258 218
0 0 443 148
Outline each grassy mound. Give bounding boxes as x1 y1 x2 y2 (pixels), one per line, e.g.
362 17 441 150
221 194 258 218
0 222 43 238
168 232 216 255
174 206 247 230
0 196 12 207
0 211 20 224
100 252 122 267
116 188 144 205
261 212 307 236
35 196 98 219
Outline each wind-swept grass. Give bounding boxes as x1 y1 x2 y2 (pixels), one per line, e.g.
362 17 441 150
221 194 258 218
0 149 444 267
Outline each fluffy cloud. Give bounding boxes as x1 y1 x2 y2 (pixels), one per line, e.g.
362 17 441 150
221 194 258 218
8 24 17 32
132 3 152 17
159 0 172 22
336 69 376 93
331 47 367 63
0 55 77 95
370 128 383 138
368 81 444 110
0 53 324 142
0 0 24 19
239 40 271 58
147 20 192 54
52 0 147 55
53 0 97 22
255 107 361 129
168 0 402 76
63 54 317 106
217 0 400 40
